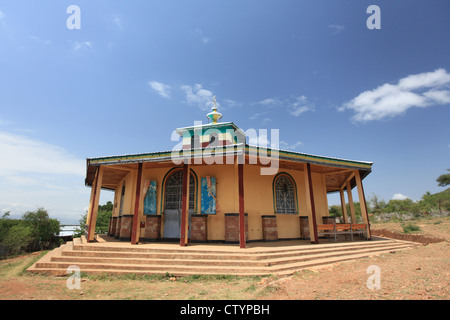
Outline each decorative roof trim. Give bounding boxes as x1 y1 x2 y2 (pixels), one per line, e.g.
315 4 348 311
87 144 372 171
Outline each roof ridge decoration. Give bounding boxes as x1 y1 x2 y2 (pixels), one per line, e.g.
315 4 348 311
206 96 223 124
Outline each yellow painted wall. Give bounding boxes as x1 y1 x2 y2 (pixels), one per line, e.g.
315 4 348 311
111 163 330 241
112 171 136 217
241 166 329 240
186 164 237 241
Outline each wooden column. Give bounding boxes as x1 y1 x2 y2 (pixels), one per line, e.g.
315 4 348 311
85 172 97 234
238 163 246 248
86 166 104 242
305 163 318 244
354 170 372 240
131 163 143 245
180 163 190 246
346 180 357 224
339 188 348 223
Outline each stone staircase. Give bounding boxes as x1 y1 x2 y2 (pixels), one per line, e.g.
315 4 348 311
27 236 417 277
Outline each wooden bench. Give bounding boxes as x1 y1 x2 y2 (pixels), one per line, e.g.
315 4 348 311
317 224 337 242
317 223 368 242
349 224 368 240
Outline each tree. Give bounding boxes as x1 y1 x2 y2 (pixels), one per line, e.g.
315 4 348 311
384 198 420 215
329 205 342 217
369 194 386 213
22 208 60 251
436 169 450 187
2 224 33 255
419 188 450 213
74 201 113 238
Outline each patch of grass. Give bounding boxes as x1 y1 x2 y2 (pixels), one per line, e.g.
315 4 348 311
71 272 262 285
198 289 209 296
258 284 280 295
244 284 257 292
82 272 167 282
0 251 48 278
20 251 48 275
401 223 421 234
293 269 319 279
180 274 262 283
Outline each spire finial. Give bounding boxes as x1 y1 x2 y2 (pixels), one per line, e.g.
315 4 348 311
207 96 222 123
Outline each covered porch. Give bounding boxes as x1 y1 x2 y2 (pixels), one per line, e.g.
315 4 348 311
84 146 373 248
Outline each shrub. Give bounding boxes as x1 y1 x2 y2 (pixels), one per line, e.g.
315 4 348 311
22 208 60 251
2 224 34 255
402 223 421 234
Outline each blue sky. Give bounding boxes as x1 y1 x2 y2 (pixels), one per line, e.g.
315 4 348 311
0 1 449 224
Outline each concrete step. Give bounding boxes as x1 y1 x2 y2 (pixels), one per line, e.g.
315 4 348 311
29 246 414 277
69 239 407 257
49 255 270 267
53 242 412 267
27 239 416 276
268 247 415 275
266 243 413 266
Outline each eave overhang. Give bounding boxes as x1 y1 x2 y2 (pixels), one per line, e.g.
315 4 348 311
85 144 372 193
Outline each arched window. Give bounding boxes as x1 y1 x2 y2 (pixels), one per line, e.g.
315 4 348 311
274 174 297 214
164 169 196 211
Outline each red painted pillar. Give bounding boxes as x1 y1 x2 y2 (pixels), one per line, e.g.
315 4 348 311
131 163 143 244
238 163 246 249
180 163 190 246
306 163 319 244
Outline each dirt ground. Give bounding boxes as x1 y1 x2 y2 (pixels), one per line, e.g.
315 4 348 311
0 216 448 301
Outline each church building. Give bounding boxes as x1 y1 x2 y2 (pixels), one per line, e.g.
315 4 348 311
84 100 373 248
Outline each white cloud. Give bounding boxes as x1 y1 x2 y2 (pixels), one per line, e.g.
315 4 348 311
254 95 313 117
289 96 313 116
398 69 450 90
249 111 268 121
280 140 303 150
29 35 52 45
113 17 124 30
0 117 12 126
223 99 240 108
0 131 85 177
290 106 311 116
0 130 89 223
149 81 171 99
329 24 345 35
341 68 450 122
423 90 450 104
194 28 211 45
181 83 218 111
247 133 270 147
392 193 409 200
72 41 93 51
0 11 6 26
258 98 281 106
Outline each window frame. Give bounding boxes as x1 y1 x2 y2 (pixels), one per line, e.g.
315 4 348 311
272 173 298 214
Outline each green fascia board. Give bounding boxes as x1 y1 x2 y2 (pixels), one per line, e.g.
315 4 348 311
87 144 372 172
